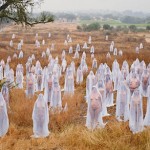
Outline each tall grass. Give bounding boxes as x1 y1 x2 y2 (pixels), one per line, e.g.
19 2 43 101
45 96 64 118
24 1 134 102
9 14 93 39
0 23 150 150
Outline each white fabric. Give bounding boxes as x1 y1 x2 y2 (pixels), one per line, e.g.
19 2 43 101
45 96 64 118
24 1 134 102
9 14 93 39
129 89 144 134
50 80 62 109
144 86 150 126
26 73 35 97
64 67 74 94
76 66 83 84
0 92 9 137
32 94 49 138
116 82 130 122
86 71 96 103
86 86 105 130
97 80 109 117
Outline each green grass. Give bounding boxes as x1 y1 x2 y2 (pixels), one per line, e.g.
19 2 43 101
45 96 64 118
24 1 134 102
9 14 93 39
79 19 150 28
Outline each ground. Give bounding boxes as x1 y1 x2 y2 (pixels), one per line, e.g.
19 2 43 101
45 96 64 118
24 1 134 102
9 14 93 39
0 22 150 150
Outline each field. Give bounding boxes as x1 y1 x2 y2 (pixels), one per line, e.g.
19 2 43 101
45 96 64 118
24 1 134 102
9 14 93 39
79 19 150 28
0 22 150 150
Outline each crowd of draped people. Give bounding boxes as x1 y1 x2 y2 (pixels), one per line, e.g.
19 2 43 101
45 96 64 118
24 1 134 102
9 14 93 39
0 32 149 138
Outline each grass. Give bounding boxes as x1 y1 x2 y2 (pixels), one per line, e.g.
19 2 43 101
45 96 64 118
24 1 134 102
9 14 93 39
0 22 150 149
79 19 150 28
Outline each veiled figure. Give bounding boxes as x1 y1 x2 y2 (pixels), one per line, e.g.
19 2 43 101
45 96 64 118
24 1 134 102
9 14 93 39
44 73 53 106
32 94 49 138
86 71 96 103
0 65 3 80
105 74 114 107
50 80 62 109
144 86 150 126
129 89 144 134
1 85 9 108
97 80 109 117
64 67 74 94
0 93 9 137
116 82 130 122
141 69 149 97
86 86 105 130
26 73 35 98
16 71 24 89
36 69 43 92
76 66 83 84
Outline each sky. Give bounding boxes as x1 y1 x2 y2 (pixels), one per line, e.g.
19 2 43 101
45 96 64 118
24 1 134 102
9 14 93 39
38 0 150 13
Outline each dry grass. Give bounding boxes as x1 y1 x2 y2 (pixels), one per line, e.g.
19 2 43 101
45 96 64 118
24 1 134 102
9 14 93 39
0 22 150 150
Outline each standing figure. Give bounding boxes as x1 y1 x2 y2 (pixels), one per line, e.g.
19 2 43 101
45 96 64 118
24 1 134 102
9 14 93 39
44 73 53 107
36 69 43 92
26 73 35 98
86 71 96 103
0 65 3 80
50 80 62 109
86 86 104 130
64 67 74 94
0 93 9 137
1 85 9 108
32 94 49 138
144 86 150 126
97 80 109 117
76 66 83 84
141 69 149 97
116 83 130 122
129 89 144 134
16 71 24 89
105 74 114 107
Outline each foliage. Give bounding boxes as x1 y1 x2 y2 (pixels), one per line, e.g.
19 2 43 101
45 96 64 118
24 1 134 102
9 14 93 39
77 22 101 32
129 25 137 32
120 16 145 24
146 25 150 30
0 0 54 26
56 13 76 22
103 24 111 30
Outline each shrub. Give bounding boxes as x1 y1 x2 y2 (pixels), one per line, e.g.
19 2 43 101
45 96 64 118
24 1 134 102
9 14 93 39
146 25 150 30
103 24 111 30
129 25 137 32
77 22 101 32
83 22 101 32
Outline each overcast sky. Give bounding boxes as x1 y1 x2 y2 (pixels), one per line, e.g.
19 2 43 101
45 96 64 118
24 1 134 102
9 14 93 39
38 0 150 12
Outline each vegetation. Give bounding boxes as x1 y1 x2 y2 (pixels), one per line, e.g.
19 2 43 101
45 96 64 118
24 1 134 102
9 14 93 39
103 24 111 30
146 26 150 30
0 0 54 26
121 16 145 24
77 22 101 32
129 25 137 32
0 21 150 150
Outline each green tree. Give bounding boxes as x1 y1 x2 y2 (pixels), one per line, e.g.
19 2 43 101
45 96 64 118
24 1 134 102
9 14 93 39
0 0 54 26
82 22 101 32
146 26 150 30
129 25 137 32
103 24 111 30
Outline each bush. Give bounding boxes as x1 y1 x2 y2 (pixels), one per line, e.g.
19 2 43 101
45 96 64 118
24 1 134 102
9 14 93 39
77 22 101 32
83 22 101 32
146 26 150 30
129 25 137 32
103 24 111 30
77 25 82 31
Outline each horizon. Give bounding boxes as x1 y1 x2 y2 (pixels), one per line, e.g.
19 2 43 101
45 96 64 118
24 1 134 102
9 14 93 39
36 0 150 13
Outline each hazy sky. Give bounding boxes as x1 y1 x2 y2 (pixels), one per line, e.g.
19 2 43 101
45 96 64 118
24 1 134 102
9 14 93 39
38 0 150 12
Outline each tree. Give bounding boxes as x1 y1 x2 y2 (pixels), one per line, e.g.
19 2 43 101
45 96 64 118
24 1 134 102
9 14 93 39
0 0 54 26
81 22 101 32
146 26 150 30
129 25 137 32
121 16 145 24
103 24 111 30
